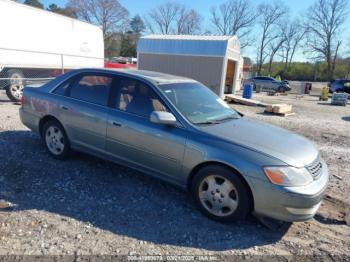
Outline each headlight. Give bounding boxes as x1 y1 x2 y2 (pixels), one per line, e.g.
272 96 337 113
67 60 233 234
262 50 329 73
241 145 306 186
263 166 313 187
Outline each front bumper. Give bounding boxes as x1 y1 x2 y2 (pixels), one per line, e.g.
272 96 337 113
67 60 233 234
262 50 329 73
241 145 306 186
250 160 329 222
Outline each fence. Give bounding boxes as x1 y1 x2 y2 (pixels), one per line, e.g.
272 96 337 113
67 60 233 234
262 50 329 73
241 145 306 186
0 47 104 90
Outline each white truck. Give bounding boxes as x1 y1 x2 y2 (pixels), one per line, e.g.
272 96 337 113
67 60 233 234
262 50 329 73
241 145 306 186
0 0 104 101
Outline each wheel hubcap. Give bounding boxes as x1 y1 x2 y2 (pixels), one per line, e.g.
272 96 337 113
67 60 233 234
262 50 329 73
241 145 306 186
198 175 239 217
9 75 24 100
10 84 24 100
45 126 64 155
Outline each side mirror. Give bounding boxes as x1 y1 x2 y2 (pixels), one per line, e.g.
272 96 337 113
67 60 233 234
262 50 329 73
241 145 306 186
150 111 177 126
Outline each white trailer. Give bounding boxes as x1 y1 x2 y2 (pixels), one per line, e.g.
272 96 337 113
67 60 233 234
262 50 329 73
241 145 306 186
0 0 104 101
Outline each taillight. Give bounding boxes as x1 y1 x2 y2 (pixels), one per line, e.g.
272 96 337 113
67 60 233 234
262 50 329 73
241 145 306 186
20 95 25 105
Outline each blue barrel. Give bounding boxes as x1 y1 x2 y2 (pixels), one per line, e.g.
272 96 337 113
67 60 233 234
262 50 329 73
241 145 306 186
243 83 253 99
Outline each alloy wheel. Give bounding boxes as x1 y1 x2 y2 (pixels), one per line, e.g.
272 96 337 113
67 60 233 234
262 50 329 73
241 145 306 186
45 126 65 155
198 175 239 217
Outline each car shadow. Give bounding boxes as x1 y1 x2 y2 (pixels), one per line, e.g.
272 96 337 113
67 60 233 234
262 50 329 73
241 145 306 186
0 130 290 251
314 214 346 225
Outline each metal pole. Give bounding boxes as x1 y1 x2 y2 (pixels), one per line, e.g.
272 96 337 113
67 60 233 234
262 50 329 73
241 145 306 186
61 54 64 74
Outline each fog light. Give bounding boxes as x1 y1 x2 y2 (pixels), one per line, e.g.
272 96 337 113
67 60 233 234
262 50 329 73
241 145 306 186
286 202 321 215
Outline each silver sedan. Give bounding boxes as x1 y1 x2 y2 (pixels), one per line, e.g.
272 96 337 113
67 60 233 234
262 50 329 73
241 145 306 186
19 69 329 223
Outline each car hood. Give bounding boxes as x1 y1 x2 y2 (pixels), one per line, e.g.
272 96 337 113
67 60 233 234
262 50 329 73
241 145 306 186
198 117 318 168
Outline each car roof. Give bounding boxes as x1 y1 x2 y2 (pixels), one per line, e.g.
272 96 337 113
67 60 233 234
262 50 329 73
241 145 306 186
71 68 197 85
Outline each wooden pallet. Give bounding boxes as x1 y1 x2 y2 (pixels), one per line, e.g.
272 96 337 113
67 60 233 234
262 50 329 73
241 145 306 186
264 111 296 117
265 103 292 114
265 103 294 117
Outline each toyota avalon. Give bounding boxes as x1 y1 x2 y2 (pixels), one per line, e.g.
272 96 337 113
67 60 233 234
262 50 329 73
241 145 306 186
19 69 329 223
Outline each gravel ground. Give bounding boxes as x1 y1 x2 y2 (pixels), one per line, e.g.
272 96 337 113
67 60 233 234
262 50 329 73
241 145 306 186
0 89 349 259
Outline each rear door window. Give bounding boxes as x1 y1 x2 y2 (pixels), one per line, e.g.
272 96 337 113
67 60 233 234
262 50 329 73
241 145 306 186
68 74 113 106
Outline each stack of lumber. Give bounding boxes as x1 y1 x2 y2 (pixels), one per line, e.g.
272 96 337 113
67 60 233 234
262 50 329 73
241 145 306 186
265 104 294 116
225 95 267 107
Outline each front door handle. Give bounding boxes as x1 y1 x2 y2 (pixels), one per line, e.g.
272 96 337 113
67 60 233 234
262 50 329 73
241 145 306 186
112 121 122 127
60 105 69 110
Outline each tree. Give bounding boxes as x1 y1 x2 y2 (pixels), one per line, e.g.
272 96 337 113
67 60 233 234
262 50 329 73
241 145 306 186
346 44 350 77
305 0 348 80
47 3 61 12
120 33 137 57
280 19 307 73
145 2 201 35
24 0 44 9
256 1 288 75
130 15 145 34
266 26 286 73
243 56 252 66
145 2 180 34
68 0 129 55
47 4 77 18
210 0 257 48
176 8 201 34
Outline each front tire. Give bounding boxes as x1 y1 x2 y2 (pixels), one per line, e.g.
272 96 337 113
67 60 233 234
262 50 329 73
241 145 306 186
278 86 285 93
191 165 252 223
42 120 70 160
5 69 25 102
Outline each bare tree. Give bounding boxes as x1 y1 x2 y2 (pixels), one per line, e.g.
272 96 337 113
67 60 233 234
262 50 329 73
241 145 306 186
146 2 181 34
210 0 256 48
145 2 201 35
267 26 287 73
347 41 350 77
256 1 288 75
305 0 348 80
176 8 201 35
68 0 129 54
280 19 307 73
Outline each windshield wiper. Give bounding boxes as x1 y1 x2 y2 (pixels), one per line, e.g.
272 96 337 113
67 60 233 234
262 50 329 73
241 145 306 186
194 120 220 125
194 115 240 125
214 115 240 122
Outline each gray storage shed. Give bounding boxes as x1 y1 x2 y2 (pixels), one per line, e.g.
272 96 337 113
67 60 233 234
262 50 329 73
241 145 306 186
137 35 243 97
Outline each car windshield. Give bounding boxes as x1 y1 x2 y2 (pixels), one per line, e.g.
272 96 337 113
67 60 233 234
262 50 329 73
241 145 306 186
158 82 241 124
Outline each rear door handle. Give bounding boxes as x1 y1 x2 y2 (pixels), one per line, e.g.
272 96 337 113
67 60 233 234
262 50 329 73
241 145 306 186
60 105 69 110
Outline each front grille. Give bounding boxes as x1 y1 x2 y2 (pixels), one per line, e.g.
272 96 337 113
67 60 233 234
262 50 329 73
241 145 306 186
306 156 323 180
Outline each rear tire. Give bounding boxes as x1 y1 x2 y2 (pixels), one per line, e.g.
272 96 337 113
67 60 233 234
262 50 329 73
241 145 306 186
42 120 70 160
5 69 25 102
191 165 252 223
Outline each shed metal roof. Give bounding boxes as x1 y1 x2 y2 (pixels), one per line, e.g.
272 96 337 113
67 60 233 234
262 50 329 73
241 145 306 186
137 34 239 57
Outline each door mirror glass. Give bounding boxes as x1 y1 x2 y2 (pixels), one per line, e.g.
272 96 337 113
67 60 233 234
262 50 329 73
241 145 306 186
150 111 177 126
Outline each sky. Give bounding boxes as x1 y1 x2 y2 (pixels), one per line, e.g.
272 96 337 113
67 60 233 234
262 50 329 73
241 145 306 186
40 0 350 61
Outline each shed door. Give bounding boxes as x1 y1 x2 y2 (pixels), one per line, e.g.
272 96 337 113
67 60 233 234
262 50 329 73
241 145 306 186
224 59 235 94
